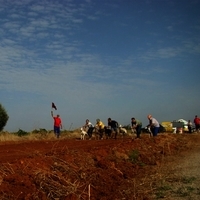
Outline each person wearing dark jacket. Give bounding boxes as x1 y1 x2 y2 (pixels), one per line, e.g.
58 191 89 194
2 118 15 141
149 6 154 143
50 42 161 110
108 118 119 139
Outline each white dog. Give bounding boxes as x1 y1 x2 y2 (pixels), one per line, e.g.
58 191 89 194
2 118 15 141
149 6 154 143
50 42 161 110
119 125 127 137
80 127 88 140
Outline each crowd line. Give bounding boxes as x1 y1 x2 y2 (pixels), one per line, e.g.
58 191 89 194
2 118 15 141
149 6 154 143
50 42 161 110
50 111 200 139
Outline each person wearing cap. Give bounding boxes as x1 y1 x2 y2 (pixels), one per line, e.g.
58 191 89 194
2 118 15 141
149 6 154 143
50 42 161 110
95 119 105 139
84 119 94 139
131 117 142 139
147 114 160 136
51 111 62 138
108 118 119 139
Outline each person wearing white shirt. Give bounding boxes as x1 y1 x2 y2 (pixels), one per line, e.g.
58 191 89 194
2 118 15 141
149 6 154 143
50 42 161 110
84 119 94 139
147 114 160 136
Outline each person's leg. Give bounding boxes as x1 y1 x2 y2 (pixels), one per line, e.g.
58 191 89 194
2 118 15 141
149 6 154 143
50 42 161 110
114 128 118 139
87 127 93 138
99 129 104 139
136 126 141 138
195 124 198 132
54 126 57 137
56 127 60 138
108 129 112 138
153 127 159 136
198 124 200 133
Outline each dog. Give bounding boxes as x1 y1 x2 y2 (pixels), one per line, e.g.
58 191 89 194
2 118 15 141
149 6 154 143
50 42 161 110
119 125 127 137
80 127 88 140
104 126 112 139
143 126 153 137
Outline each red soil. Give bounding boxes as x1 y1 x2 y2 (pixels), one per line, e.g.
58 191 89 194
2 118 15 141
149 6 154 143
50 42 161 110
0 133 198 200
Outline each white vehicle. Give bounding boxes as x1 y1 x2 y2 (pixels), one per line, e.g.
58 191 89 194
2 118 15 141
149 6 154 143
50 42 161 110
176 119 195 132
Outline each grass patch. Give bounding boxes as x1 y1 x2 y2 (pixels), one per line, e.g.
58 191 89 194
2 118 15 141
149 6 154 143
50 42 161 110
128 150 145 166
173 187 192 197
128 150 139 164
155 184 171 199
181 176 196 184
0 129 80 142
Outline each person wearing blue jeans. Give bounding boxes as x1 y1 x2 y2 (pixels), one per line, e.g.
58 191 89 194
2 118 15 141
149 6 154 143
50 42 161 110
147 114 160 137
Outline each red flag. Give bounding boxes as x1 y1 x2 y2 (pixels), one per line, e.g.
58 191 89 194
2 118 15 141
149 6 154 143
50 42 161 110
52 102 57 110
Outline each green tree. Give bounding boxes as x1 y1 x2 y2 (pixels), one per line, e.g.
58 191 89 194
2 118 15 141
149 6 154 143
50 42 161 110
0 104 9 131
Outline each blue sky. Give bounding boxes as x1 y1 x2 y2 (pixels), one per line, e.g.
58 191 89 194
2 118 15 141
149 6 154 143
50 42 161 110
1 0 200 132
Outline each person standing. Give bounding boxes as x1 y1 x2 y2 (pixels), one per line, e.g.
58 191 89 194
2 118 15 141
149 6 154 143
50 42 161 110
51 111 62 138
95 119 105 139
108 118 119 139
193 115 200 133
147 114 160 137
187 120 193 133
84 119 94 140
131 117 142 139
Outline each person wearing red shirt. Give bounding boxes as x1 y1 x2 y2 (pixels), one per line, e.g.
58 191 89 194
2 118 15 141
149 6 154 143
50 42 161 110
193 115 200 133
51 111 62 138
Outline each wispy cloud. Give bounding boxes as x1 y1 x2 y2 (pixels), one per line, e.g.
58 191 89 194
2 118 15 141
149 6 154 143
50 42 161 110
1 0 200 131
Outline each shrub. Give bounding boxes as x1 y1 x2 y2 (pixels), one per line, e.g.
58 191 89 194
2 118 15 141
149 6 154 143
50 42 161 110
32 128 47 134
16 129 29 137
128 150 145 166
128 150 139 163
32 129 40 134
0 104 9 131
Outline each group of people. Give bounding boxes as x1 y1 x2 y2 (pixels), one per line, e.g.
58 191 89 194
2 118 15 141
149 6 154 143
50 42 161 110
51 110 200 139
81 114 160 140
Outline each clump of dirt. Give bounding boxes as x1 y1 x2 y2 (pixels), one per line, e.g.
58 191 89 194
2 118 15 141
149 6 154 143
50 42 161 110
0 133 199 200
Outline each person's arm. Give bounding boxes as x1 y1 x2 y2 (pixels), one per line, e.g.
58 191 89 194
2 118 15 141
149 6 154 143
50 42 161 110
59 118 62 129
147 119 152 127
84 122 90 128
131 122 134 128
51 111 54 118
116 121 119 127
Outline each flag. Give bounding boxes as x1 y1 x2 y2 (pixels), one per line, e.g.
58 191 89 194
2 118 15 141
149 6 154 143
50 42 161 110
52 102 57 110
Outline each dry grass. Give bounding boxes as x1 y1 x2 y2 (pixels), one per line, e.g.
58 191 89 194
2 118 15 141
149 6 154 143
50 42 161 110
0 130 81 142
0 132 21 142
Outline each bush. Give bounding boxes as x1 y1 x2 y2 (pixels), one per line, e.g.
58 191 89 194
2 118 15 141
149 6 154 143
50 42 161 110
32 128 47 134
128 150 139 163
16 129 29 137
0 104 9 131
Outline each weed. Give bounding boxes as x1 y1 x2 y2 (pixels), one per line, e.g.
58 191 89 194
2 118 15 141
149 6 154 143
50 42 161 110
174 187 189 197
196 188 200 195
128 150 146 166
158 185 171 191
15 129 29 137
181 176 196 184
155 190 165 198
186 186 195 192
155 184 171 199
128 150 139 164
173 186 195 197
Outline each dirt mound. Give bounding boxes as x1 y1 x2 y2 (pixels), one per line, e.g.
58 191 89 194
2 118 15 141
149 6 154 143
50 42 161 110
0 133 199 200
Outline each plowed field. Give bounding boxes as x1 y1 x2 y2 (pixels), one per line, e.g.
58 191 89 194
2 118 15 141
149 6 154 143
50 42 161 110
0 133 199 200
